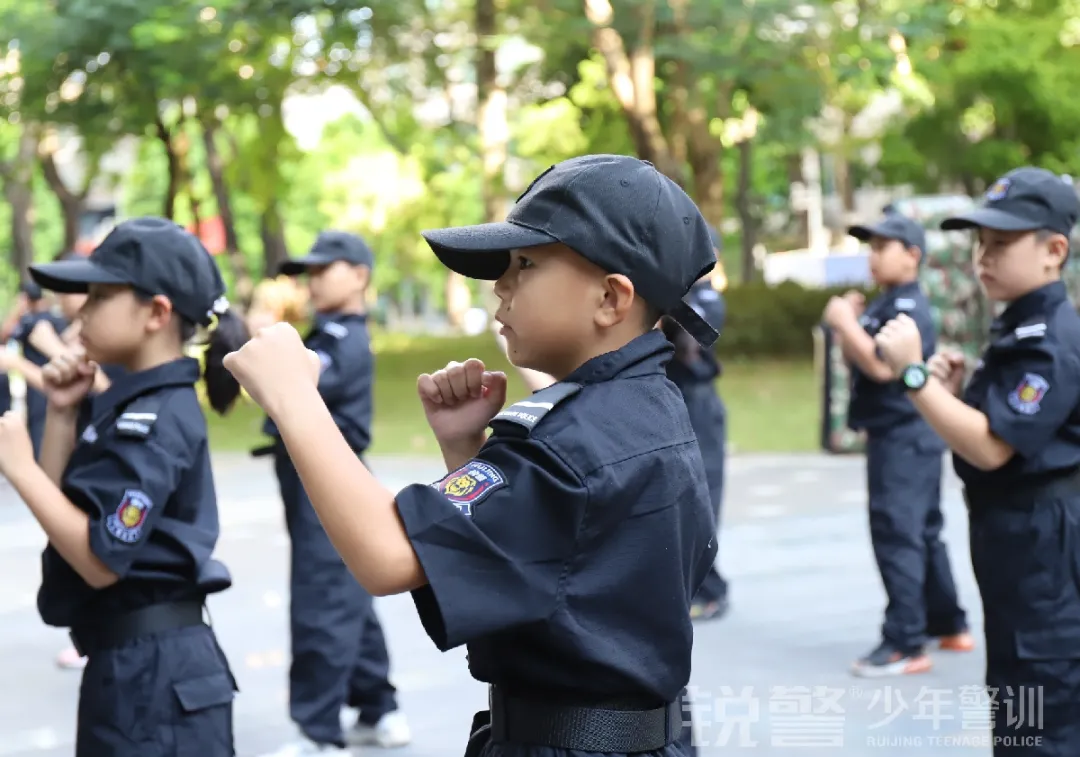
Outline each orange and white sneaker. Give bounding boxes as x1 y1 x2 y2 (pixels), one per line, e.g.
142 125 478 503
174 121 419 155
851 642 932 678
938 631 976 652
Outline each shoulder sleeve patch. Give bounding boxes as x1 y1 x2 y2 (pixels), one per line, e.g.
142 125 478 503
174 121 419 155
432 460 507 517
322 322 349 340
105 489 154 543
489 382 582 435
1007 373 1050 415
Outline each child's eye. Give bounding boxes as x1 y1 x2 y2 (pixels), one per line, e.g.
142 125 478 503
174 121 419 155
517 256 534 269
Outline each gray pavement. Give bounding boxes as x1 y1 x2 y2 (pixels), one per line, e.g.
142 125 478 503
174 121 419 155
0 453 995 756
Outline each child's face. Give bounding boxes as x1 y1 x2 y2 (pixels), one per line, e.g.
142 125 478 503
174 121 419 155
77 284 161 366
867 237 917 286
493 243 614 379
973 228 1065 302
57 292 86 320
306 261 368 312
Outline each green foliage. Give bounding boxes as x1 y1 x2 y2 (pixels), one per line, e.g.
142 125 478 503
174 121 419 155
720 281 874 360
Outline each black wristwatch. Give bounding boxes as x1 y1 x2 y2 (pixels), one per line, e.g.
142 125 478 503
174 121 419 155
900 363 930 392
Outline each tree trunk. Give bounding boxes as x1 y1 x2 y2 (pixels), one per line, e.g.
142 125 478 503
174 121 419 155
155 114 181 220
669 0 723 223
787 153 810 246
38 138 95 254
735 138 757 283
0 128 38 273
202 122 240 252
584 0 681 181
260 202 288 279
203 121 253 306
473 0 507 321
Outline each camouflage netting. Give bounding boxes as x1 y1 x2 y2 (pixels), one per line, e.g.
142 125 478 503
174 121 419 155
818 193 1080 453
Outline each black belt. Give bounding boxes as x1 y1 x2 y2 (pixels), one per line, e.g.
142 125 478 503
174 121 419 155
964 468 1080 510
69 600 206 658
487 686 680 752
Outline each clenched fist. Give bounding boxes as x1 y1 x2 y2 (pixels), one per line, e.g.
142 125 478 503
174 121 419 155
223 322 321 417
928 350 967 396
874 314 923 377
42 348 97 410
417 359 507 447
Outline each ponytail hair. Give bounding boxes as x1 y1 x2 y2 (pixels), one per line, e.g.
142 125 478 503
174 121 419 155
202 307 250 415
134 289 250 416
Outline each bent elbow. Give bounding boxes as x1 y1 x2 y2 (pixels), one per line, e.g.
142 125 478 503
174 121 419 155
971 441 1015 472
85 569 120 590
356 554 427 598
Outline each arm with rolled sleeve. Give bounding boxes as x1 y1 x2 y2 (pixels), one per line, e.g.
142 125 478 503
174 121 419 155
981 341 1080 459
396 436 587 652
64 436 192 578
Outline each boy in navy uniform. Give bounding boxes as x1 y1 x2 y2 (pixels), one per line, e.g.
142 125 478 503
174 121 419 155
824 211 971 676
225 154 719 756
876 166 1080 755
661 226 730 621
259 231 410 756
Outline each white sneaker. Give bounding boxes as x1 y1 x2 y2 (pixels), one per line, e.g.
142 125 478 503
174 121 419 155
257 738 351 756
55 646 88 670
347 711 412 748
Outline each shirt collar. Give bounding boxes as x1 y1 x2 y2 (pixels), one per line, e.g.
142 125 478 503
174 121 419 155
564 330 674 386
89 357 200 418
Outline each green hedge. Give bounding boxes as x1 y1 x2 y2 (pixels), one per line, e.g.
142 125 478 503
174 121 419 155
719 280 876 359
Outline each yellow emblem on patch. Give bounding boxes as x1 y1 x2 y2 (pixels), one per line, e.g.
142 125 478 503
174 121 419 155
433 460 508 516
985 178 1011 202
444 474 479 499
119 503 144 528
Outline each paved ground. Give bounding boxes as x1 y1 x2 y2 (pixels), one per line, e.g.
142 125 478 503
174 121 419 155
0 453 996 756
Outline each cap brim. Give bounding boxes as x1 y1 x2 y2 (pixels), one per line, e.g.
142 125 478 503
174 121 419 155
940 208 1041 232
29 259 127 294
278 253 344 276
421 222 558 280
847 223 893 241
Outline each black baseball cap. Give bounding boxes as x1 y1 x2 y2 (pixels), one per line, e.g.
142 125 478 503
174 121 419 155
29 217 227 327
279 231 374 276
421 154 718 346
941 167 1080 237
848 212 927 255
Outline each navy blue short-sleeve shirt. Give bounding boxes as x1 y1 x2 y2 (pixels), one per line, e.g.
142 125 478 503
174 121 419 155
395 331 716 705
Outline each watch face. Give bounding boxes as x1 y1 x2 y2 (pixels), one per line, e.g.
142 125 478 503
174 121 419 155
903 365 927 389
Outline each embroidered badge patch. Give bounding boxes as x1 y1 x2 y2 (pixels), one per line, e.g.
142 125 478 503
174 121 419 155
1007 373 1050 415
433 461 507 517
985 178 1011 201
105 490 153 544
